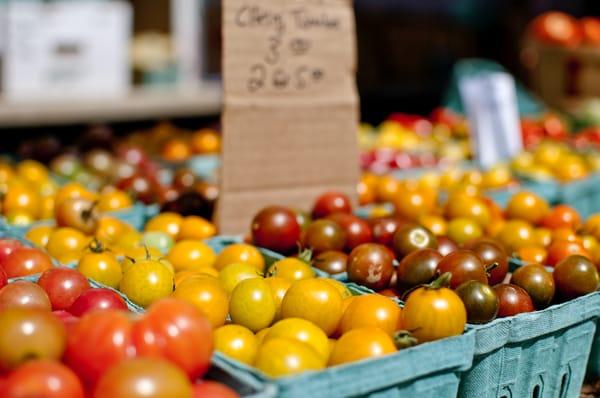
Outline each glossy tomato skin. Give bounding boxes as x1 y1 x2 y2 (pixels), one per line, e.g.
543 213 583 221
511 264 555 309
437 236 458 257
193 381 240 398
396 249 442 287
393 225 437 258
55 198 99 235
303 220 346 254
402 286 466 343
65 310 134 387
132 299 213 379
3 248 53 278
37 268 90 311
370 217 405 247
553 255 600 300
251 206 301 255
463 238 508 285
0 281 51 311
493 284 535 318
456 281 499 324
327 213 373 251
546 241 588 267
312 250 347 275
347 243 394 290
0 238 23 266
311 191 352 219
436 250 488 290
0 267 7 290
531 11 582 47
0 309 66 371
4 360 85 398
67 288 127 316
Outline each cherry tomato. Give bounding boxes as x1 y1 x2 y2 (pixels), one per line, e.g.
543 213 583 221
312 250 347 275
65 310 134 387
505 191 549 225
93 358 193 398
0 267 6 290
402 278 467 343
4 360 85 398
68 288 127 317
396 248 442 288
311 191 352 219
0 281 51 311
304 220 346 254
581 17 600 45
456 281 499 324
437 250 488 289
511 264 555 309
191 129 221 154
445 194 491 227
37 267 90 311
493 284 535 318
546 240 589 267
437 236 458 256
251 206 301 254
554 255 600 300
193 381 240 398
370 217 405 247
97 190 132 212
517 246 548 265
132 299 213 379
393 225 437 258
116 174 157 204
3 247 53 278
497 220 535 253
329 327 396 366
531 11 582 47
347 243 394 290
393 185 436 222
46 227 89 265
463 238 509 285
327 213 372 251
338 294 402 336
447 218 483 245
3 185 41 218
0 308 66 370
55 198 99 235
541 205 581 230
0 238 23 265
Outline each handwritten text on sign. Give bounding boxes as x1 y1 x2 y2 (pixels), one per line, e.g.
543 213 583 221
224 0 356 100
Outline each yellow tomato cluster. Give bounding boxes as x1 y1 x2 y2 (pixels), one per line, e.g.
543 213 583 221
145 212 216 241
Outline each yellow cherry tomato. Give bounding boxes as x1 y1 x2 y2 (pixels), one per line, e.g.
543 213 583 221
120 259 174 307
265 277 292 321
97 190 133 212
219 262 262 295
178 216 216 241
254 338 325 377
214 324 258 365
329 327 396 366
229 278 276 332
145 212 183 240
25 225 54 248
214 243 265 272
46 227 89 264
172 277 229 328
167 240 216 271
265 318 330 362
267 258 315 281
77 249 122 289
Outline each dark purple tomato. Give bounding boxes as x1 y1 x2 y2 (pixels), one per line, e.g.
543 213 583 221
303 220 346 254
396 249 442 287
311 191 352 219
327 213 372 251
463 238 509 285
510 264 555 309
436 250 488 290
347 243 394 290
456 280 499 324
370 217 405 247
161 191 213 219
553 255 600 300
437 236 459 257
377 288 402 299
493 284 535 317
393 225 437 258
312 251 347 275
251 206 301 255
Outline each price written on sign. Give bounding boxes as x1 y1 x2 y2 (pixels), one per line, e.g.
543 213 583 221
234 5 341 93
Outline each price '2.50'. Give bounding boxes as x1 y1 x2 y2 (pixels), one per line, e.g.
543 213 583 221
247 63 324 92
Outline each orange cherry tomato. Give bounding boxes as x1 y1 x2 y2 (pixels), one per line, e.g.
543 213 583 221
191 129 221 154
581 17 600 46
97 190 133 212
531 12 582 47
546 240 589 267
541 205 581 230
145 212 184 240
178 216 216 241
162 139 191 162
393 185 436 222
505 191 549 225
517 246 548 265
338 294 401 337
328 327 396 366
357 174 377 206
3 185 41 218
551 228 582 244
54 182 97 208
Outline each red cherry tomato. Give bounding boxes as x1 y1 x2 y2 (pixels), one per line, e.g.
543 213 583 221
327 213 373 251
132 298 213 379
0 267 6 290
312 191 352 219
0 238 23 266
3 248 53 278
581 17 600 46
4 360 85 398
64 310 134 387
193 381 240 398
531 12 582 47
68 288 127 317
493 284 535 318
541 205 581 230
251 206 301 254
38 268 90 311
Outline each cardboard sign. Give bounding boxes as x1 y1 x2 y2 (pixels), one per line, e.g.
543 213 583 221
3 1 131 102
459 72 523 169
219 0 359 234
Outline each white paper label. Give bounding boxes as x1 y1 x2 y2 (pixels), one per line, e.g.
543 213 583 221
459 72 523 168
3 1 132 102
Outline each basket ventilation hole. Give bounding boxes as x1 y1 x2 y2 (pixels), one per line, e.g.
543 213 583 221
532 385 541 398
559 373 569 398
